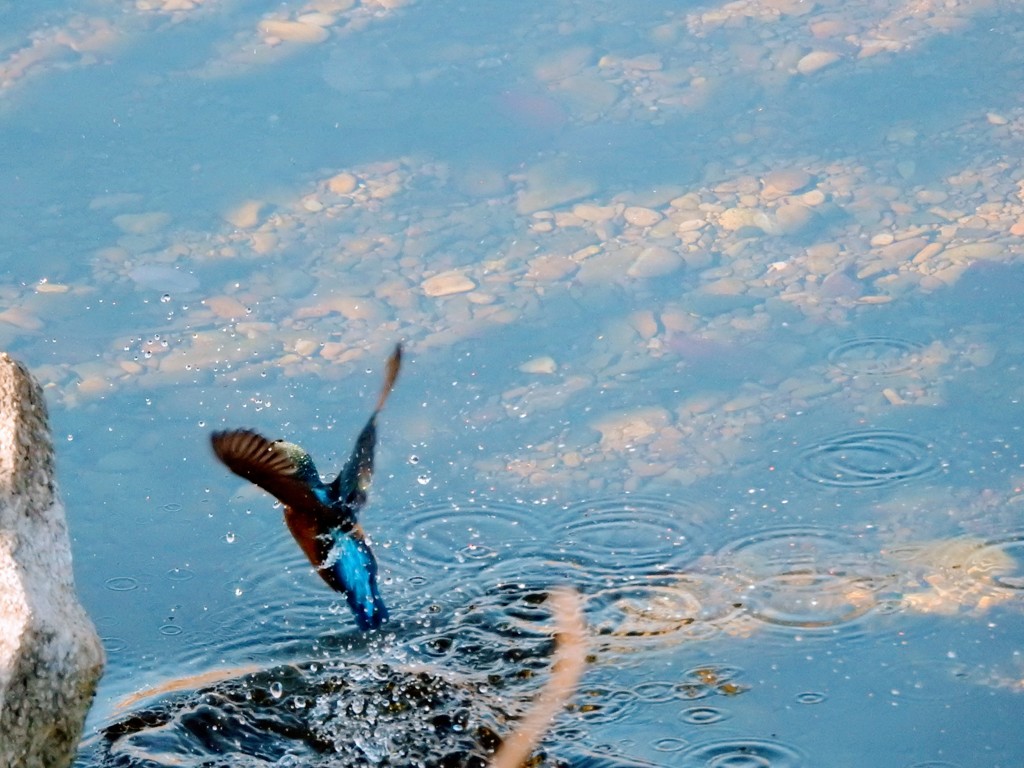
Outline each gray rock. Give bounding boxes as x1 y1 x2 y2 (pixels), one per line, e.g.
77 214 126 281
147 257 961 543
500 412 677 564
0 353 104 768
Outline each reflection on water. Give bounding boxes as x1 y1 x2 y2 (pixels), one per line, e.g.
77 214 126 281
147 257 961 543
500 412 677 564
2 0 1024 766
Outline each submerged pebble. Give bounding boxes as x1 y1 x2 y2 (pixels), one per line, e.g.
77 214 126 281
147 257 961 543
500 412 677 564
422 272 476 297
258 19 331 43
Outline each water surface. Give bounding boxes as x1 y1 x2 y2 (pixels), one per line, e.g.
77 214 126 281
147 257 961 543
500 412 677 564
2 1 1023 766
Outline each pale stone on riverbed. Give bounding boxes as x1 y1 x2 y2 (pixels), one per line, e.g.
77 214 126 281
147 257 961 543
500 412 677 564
519 356 557 374
204 295 249 319
701 277 747 296
573 203 617 223
593 406 671 450
762 169 812 197
0 354 104 768
516 160 596 215
941 243 1002 261
771 203 814 235
719 206 772 233
327 172 358 195
0 308 43 331
797 50 840 75
113 211 171 235
422 272 476 297
258 19 330 44
627 245 683 278
224 200 264 229
623 206 663 227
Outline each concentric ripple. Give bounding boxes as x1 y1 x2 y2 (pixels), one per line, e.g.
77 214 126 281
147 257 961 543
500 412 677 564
105 576 140 591
827 337 924 376
574 686 640 724
402 499 560 571
557 495 707 574
586 575 749 650
679 737 804 768
679 706 728 725
795 429 939 488
446 557 612 676
717 527 888 631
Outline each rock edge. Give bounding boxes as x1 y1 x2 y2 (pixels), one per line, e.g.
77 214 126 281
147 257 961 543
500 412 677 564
0 353 104 768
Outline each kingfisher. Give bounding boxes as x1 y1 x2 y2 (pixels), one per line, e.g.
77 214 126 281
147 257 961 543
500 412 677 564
210 344 402 631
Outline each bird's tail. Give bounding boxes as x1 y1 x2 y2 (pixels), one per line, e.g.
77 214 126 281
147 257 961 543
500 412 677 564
324 529 389 631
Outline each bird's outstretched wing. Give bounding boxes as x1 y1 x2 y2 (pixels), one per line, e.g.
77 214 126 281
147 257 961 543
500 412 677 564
321 528 389 630
375 343 402 412
211 429 326 513
331 343 402 509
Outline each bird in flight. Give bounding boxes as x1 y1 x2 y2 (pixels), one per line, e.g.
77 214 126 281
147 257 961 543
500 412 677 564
210 344 402 630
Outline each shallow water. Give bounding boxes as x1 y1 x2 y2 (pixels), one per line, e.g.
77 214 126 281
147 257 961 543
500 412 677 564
2 0 1024 766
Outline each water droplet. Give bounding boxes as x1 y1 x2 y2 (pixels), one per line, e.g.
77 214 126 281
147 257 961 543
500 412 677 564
225 532 236 544
269 681 283 699
409 454 420 464
416 474 431 485
166 567 194 582
66 434 74 442
160 294 171 303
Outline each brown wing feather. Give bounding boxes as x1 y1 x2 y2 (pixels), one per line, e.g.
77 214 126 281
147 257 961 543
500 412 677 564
375 343 402 412
210 429 323 511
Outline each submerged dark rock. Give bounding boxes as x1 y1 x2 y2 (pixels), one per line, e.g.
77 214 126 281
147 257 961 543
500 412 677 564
79 585 659 768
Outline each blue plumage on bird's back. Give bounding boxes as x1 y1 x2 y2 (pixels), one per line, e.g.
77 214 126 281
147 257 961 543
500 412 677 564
323 528 389 631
